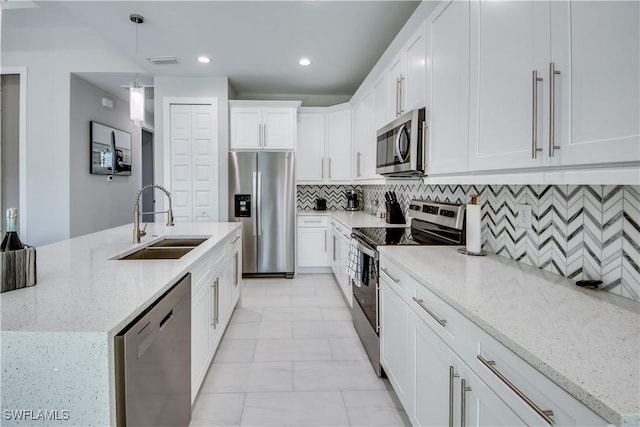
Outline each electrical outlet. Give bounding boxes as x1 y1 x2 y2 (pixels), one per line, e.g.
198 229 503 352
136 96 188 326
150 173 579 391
517 204 532 230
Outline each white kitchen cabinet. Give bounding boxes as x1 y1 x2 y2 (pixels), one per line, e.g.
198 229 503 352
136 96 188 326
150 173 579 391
229 101 300 150
426 0 470 174
326 108 352 181
297 104 351 184
297 113 326 182
550 0 639 166
329 218 353 307
380 277 411 410
169 103 219 222
411 309 527 427
352 91 378 181
191 231 242 403
467 0 639 172
297 215 329 268
387 25 427 121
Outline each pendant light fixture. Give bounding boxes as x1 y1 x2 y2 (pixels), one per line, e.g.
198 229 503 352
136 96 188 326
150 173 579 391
129 13 145 125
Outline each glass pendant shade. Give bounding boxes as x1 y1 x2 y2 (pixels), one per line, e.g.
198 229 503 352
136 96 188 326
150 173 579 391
129 82 145 125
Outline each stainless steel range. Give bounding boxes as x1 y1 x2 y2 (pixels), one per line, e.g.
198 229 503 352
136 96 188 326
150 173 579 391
350 200 466 376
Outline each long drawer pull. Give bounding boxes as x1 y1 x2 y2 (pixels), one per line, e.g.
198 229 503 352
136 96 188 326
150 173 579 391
449 366 459 427
477 355 554 425
412 297 447 327
231 236 241 244
380 267 399 284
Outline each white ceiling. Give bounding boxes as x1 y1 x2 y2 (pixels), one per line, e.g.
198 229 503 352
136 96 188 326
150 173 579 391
3 1 423 107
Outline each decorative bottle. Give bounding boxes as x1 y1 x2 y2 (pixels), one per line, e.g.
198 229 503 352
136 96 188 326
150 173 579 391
1 208 24 252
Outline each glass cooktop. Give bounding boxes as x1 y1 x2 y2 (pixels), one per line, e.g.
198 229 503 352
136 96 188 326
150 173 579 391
351 226 457 248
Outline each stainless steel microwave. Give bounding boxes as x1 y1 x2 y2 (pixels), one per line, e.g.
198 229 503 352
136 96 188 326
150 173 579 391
376 108 426 177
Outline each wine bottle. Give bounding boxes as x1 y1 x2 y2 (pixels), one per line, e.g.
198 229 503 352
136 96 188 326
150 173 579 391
1 208 24 252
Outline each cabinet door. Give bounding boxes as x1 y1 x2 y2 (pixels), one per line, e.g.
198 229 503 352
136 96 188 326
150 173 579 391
297 113 326 182
411 309 455 426
551 0 640 166
338 232 353 307
297 227 329 267
230 250 240 309
326 109 352 181
353 93 376 181
191 282 210 401
380 279 411 409
209 266 225 354
170 105 193 223
191 104 219 222
426 0 471 174
468 1 550 171
329 224 339 278
388 54 406 120
372 74 388 131
230 107 262 149
404 25 427 112
263 108 296 150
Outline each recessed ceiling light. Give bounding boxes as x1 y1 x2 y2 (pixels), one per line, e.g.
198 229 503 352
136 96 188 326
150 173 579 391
298 58 312 66
198 56 211 64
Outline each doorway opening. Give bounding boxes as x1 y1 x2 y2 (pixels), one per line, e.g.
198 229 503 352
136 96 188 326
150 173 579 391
1 74 20 231
141 128 154 222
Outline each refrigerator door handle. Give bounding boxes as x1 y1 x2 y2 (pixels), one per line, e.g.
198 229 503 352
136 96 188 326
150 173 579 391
257 171 262 236
252 172 258 236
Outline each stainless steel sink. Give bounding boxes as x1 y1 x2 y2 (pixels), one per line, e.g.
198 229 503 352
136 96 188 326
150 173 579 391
148 237 209 248
117 247 195 260
114 236 210 260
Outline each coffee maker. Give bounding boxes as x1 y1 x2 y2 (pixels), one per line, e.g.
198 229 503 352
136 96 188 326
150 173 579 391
346 189 361 211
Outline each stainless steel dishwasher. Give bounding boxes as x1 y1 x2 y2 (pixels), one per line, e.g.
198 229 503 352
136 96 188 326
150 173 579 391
115 274 191 427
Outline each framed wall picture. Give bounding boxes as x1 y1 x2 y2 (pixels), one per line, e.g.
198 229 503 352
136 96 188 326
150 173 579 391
90 121 132 176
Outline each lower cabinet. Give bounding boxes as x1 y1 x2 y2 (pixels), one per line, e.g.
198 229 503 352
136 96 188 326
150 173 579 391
410 309 526 427
329 219 353 307
379 254 609 427
190 231 242 403
297 216 329 268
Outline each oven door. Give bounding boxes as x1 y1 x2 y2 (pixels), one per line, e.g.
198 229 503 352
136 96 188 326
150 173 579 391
351 237 379 333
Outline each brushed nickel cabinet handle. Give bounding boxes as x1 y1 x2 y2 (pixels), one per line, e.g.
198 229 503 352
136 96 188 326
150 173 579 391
328 158 332 179
449 366 459 427
333 235 337 261
231 236 240 244
461 379 472 427
381 267 399 284
396 77 401 117
400 75 405 114
412 296 447 327
324 229 327 253
477 355 554 425
357 152 362 177
321 157 324 179
532 70 543 159
549 62 561 157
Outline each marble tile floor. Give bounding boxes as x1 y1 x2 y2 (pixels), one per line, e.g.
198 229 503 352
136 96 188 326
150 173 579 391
190 274 411 427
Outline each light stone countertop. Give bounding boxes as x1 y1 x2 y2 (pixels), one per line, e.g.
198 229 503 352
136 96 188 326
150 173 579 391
0 221 241 335
378 245 640 427
328 210 407 229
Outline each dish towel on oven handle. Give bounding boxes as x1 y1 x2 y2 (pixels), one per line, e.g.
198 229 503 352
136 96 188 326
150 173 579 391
347 238 362 287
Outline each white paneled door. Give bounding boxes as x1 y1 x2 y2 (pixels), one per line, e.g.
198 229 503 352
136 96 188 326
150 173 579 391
170 103 218 223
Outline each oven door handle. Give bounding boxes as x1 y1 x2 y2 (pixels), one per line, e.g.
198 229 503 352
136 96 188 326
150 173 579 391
353 237 377 259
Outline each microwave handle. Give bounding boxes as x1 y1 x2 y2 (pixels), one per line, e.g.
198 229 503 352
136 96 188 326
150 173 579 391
395 124 408 163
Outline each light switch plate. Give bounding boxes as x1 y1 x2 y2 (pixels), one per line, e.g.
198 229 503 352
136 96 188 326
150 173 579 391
516 204 532 229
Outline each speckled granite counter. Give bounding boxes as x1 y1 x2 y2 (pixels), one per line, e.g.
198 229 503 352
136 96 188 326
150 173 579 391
0 222 240 426
378 245 640 427
329 210 407 229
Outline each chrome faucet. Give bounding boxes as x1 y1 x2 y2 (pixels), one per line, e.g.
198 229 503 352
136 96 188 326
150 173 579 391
133 184 175 243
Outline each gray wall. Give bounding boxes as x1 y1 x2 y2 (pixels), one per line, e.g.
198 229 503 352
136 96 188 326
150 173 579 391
153 77 230 221
1 74 20 231
2 23 141 245
69 74 144 238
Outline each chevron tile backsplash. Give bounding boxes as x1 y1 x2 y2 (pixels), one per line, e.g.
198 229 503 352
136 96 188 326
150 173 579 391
358 184 639 302
297 185 363 212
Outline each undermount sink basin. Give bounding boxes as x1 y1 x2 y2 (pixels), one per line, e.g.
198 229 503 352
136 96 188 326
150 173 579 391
117 247 195 260
148 237 209 248
114 236 210 260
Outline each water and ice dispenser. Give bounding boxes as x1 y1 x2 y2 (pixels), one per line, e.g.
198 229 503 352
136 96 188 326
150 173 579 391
234 194 251 218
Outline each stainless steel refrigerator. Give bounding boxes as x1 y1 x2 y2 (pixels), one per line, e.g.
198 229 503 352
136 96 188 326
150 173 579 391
229 151 295 277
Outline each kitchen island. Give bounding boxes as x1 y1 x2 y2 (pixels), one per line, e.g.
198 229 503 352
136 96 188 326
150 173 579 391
0 222 241 426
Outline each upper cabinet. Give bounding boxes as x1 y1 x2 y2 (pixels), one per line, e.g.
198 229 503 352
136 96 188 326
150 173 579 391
296 104 352 184
426 0 471 175
229 101 300 150
352 91 379 181
387 25 427 122
550 1 639 166
467 0 639 171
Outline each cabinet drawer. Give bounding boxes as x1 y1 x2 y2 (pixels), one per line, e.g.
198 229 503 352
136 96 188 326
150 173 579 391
379 256 412 299
469 326 608 427
298 215 328 227
191 257 211 294
409 280 460 346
